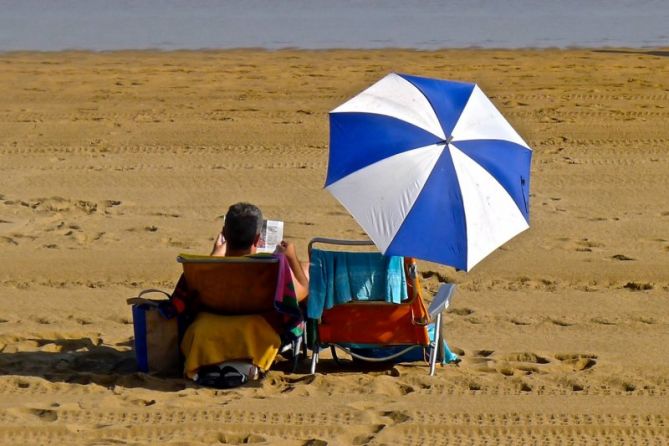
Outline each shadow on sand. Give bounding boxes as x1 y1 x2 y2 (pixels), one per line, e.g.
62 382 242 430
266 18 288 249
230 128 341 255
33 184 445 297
0 337 190 392
0 337 413 393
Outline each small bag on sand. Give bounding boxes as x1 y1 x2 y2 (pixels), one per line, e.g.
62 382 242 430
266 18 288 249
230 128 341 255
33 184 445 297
127 290 183 376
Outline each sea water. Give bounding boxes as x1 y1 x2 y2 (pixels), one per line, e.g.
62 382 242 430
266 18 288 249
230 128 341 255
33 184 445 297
0 0 667 51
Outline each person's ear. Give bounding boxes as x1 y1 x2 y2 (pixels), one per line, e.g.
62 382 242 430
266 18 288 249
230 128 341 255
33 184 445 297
252 233 261 246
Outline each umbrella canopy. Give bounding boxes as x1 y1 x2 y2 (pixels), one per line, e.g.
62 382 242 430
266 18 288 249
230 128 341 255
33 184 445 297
325 73 532 271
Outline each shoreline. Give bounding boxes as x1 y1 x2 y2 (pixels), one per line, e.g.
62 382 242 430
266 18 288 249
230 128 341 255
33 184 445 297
1 46 669 55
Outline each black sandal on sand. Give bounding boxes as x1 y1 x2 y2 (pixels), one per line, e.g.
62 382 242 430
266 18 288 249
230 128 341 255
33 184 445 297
196 365 248 389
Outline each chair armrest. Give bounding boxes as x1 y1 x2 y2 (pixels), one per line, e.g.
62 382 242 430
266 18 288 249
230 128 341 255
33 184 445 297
427 283 456 319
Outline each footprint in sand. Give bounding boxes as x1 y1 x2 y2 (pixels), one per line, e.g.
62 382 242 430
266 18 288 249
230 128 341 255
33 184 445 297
302 439 328 446
74 317 94 326
517 381 533 392
492 353 551 378
381 410 412 423
448 307 474 316
574 238 604 252
23 408 58 422
150 211 181 218
497 362 541 379
555 353 597 371
218 432 264 445
623 281 654 291
509 318 532 326
1 236 18 246
473 350 495 360
611 254 635 261
15 197 100 216
633 316 656 324
32 316 59 325
498 366 515 377
103 200 124 214
502 352 551 364
421 270 452 282
549 318 574 327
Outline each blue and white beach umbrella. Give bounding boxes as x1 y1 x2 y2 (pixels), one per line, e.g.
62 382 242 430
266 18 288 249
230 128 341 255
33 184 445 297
326 73 532 271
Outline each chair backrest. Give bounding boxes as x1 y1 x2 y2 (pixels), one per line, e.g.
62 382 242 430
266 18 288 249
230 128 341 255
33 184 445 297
177 254 280 315
307 238 431 346
307 238 428 321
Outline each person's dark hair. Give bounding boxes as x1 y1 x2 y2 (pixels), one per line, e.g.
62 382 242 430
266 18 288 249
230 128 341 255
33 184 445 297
223 202 263 250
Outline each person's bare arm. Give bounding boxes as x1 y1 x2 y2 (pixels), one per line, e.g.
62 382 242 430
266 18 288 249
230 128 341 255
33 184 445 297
275 241 309 301
210 233 227 256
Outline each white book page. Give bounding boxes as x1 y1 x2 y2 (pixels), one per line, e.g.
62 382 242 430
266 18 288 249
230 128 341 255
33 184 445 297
256 219 284 253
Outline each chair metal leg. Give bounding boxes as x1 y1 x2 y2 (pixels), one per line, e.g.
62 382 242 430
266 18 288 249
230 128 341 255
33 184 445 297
310 348 319 374
301 332 308 357
429 313 442 376
291 336 303 373
330 345 341 365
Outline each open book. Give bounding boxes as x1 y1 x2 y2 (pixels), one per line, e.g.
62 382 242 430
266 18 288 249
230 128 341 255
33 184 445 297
256 219 284 253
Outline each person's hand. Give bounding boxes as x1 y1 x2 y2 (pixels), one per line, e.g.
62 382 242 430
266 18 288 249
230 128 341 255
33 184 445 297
274 240 296 259
210 232 226 256
274 240 309 301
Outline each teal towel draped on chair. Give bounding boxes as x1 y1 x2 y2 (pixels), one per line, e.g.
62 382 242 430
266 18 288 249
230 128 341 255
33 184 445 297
307 249 407 319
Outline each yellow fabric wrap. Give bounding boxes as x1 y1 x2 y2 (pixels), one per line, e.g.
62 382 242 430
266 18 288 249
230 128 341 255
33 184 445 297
181 311 281 378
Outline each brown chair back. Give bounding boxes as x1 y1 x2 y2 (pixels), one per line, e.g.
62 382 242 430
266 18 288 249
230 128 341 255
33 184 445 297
178 255 280 314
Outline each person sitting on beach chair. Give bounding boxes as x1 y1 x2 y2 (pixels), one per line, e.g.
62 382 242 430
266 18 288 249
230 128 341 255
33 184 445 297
208 206 309 302
162 202 308 387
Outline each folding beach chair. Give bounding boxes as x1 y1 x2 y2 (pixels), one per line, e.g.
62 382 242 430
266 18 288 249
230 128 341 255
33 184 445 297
177 253 306 374
307 238 456 376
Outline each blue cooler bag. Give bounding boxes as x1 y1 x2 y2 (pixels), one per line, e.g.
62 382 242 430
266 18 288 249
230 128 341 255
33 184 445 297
127 290 184 376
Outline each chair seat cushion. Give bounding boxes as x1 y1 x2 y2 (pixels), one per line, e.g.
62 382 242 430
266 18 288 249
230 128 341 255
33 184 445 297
318 301 430 345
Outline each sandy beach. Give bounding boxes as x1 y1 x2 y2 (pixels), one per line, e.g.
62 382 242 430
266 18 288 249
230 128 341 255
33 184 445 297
1 49 668 444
